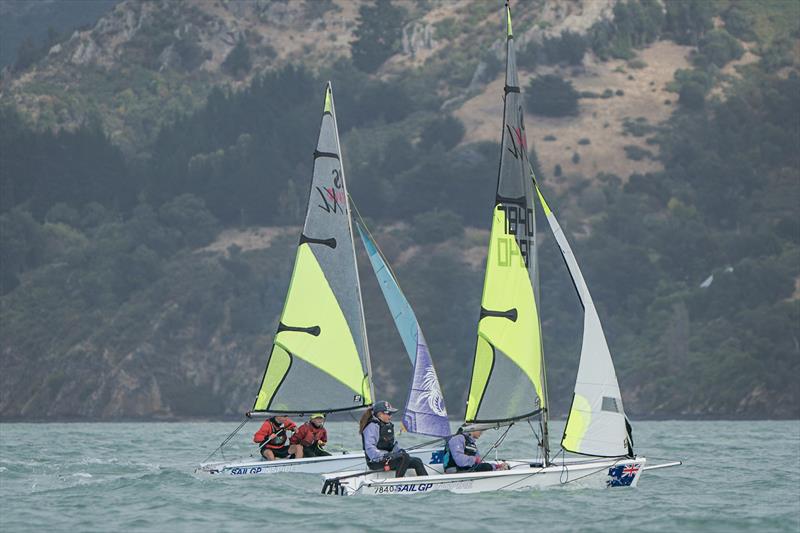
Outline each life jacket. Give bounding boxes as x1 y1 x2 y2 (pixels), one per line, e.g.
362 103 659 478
362 417 395 454
444 433 478 469
292 422 326 447
253 418 292 448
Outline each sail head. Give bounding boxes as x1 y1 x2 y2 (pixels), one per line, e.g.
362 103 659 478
253 83 372 414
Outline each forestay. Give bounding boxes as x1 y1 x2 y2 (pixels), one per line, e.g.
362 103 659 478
534 183 632 457
465 4 546 425
355 220 450 438
252 83 372 414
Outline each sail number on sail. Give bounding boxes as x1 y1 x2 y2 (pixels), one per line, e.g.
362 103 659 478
495 203 534 268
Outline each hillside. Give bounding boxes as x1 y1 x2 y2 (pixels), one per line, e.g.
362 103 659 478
1 0 798 421
5 0 695 178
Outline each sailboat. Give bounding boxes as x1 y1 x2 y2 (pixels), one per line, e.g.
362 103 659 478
196 83 448 477
321 2 680 495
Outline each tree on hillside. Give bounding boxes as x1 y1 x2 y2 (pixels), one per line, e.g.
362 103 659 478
526 75 580 117
222 40 252 78
351 0 407 73
663 0 715 46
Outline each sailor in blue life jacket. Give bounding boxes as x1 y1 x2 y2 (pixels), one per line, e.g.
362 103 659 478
444 428 509 473
359 401 428 478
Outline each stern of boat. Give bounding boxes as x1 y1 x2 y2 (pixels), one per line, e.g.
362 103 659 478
606 457 646 488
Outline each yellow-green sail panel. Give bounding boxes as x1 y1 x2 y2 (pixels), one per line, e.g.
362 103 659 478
254 244 369 411
465 207 544 423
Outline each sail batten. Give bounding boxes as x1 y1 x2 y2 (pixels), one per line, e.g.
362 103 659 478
252 83 372 414
464 2 546 427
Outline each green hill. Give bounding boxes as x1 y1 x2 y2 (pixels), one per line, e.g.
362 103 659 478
1 0 798 420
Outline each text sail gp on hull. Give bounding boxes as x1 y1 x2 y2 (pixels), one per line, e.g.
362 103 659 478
374 483 435 494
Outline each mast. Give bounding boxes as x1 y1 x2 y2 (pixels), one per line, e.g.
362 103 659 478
332 82 375 406
463 2 548 451
531 162 550 464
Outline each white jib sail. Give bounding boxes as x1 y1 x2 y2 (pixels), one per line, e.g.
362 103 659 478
534 183 631 457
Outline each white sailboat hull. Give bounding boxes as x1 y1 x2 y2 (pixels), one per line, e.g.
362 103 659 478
321 456 647 495
195 447 444 478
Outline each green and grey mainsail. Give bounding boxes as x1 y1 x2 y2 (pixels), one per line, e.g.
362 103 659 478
465 3 546 425
252 83 372 414
534 183 632 457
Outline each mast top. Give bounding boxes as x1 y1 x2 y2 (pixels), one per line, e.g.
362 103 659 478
506 2 513 38
323 82 333 114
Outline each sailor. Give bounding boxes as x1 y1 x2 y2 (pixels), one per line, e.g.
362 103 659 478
290 413 331 458
359 401 427 478
253 415 299 460
444 428 509 473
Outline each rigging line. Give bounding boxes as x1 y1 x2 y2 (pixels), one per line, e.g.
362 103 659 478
404 436 447 451
527 419 543 463
560 458 626 486
467 424 513 471
200 416 249 464
494 451 624 492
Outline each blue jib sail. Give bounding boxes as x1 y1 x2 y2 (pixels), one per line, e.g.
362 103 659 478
355 220 450 438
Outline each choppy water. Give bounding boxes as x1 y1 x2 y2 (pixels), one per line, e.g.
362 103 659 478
1 420 798 532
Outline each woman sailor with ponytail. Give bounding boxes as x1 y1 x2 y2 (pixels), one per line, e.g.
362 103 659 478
359 401 428 478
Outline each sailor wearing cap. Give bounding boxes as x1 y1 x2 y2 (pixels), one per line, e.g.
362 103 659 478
359 401 428 477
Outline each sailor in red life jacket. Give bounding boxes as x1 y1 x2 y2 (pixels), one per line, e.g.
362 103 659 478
290 413 331 459
253 415 299 460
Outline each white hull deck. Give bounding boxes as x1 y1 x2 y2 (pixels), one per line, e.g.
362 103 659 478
195 447 444 477
322 456 655 495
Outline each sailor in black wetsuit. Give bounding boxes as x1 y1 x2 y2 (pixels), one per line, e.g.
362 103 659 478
444 429 509 473
359 401 427 478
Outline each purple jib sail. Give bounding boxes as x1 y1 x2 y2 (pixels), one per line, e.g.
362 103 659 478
356 220 450 438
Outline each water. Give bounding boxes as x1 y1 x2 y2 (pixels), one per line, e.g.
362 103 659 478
1 420 798 532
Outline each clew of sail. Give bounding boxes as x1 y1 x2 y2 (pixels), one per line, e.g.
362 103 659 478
355 219 450 438
534 182 632 457
465 2 546 425
252 83 372 414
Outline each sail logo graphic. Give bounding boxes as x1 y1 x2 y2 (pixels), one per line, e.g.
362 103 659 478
415 366 446 417
316 168 346 214
505 105 528 161
496 204 534 268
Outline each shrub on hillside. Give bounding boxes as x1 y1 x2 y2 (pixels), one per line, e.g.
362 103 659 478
420 115 465 152
526 75 580 117
543 31 587 66
695 29 744 68
411 210 464 245
222 40 252 78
